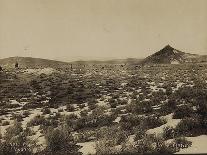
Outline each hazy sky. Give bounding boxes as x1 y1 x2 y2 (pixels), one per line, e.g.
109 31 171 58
0 0 207 61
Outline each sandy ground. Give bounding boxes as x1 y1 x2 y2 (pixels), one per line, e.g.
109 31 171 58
22 109 42 128
78 141 96 155
176 135 207 154
0 124 12 136
24 68 56 75
147 113 181 135
113 116 121 123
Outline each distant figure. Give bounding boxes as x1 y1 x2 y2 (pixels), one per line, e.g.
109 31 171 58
15 62 19 68
0 65 2 71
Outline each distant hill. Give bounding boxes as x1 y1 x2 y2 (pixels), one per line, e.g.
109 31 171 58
1 46 207 69
72 58 142 65
0 56 142 69
141 45 207 65
0 57 70 68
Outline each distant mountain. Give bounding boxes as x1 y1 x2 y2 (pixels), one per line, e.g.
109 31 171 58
0 57 70 68
141 45 207 64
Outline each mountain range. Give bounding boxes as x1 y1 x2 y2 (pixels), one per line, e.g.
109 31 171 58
0 45 206 68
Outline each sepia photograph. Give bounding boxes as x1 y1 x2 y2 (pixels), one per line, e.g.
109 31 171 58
0 0 207 154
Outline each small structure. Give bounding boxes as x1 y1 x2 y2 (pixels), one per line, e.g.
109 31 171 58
15 62 19 68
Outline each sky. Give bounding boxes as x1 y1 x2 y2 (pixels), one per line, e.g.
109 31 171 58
0 0 207 62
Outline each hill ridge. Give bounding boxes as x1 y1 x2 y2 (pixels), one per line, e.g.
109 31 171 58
141 45 204 64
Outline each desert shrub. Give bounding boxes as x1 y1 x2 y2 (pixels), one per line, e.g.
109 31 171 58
173 105 194 119
202 117 207 129
120 114 142 132
48 102 59 109
165 86 173 96
22 102 40 109
40 118 59 132
96 139 120 155
2 132 39 155
66 104 75 112
91 106 106 116
78 103 86 109
163 126 176 140
131 101 153 114
94 114 115 128
58 108 64 112
121 134 176 155
4 121 23 140
196 98 207 117
65 114 78 130
41 107 51 115
137 93 145 101
0 109 8 116
110 107 123 115
44 126 81 155
1 121 39 155
11 114 23 122
66 113 78 120
0 140 15 155
120 114 166 133
121 114 165 133
196 96 207 129
87 98 97 105
88 103 97 111
109 99 118 108
109 101 118 109
5 103 21 109
136 134 175 154
111 93 120 100
80 109 88 117
2 121 10 126
74 130 96 142
22 110 31 117
74 112 115 130
118 99 128 105
176 86 194 100
24 127 35 136
52 112 61 119
27 115 45 127
125 102 135 113
143 115 166 129
120 141 137 155
96 126 128 146
0 129 2 139
175 117 201 136
130 92 138 100
134 126 147 141
96 126 128 155
159 99 176 115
